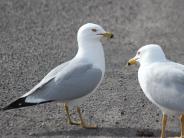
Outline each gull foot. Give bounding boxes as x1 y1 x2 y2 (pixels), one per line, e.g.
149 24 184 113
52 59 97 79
68 120 81 125
80 123 97 129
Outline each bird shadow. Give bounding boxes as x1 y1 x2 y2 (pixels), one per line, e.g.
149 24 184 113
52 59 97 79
32 127 178 137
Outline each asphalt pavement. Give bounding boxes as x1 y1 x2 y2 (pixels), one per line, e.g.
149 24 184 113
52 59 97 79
1 0 184 137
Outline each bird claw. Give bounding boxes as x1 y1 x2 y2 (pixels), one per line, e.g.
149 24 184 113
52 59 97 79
80 123 97 129
68 120 81 125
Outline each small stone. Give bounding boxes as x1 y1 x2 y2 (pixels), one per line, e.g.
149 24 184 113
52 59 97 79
115 121 119 125
121 111 125 115
28 132 34 136
156 119 159 122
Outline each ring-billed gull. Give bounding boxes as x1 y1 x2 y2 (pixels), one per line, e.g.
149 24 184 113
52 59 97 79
128 44 184 138
2 23 113 128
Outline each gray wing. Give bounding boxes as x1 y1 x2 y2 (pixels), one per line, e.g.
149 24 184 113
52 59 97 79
22 61 69 97
25 62 102 103
147 62 184 111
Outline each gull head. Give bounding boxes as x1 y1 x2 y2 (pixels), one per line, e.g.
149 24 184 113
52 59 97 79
128 44 166 66
77 23 113 42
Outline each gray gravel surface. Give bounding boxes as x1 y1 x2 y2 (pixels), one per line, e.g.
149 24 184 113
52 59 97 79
0 0 184 137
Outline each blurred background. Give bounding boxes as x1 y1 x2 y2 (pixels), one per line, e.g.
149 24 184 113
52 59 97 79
0 0 184 137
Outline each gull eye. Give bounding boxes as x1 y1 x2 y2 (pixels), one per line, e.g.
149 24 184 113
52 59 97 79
91 29 97 32
137 51 141 55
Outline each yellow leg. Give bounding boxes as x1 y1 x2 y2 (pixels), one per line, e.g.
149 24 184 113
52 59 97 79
161 113 167 138
64 103 80 125
77 107 97 129
180 114 184 138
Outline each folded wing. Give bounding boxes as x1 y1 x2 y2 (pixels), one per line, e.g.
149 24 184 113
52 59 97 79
3 61 102 110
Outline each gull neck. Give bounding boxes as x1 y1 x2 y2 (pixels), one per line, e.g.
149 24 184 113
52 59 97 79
75 39 105 70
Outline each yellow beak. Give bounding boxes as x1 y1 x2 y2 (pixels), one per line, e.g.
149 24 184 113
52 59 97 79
127 57 137 66
99 32 114 39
